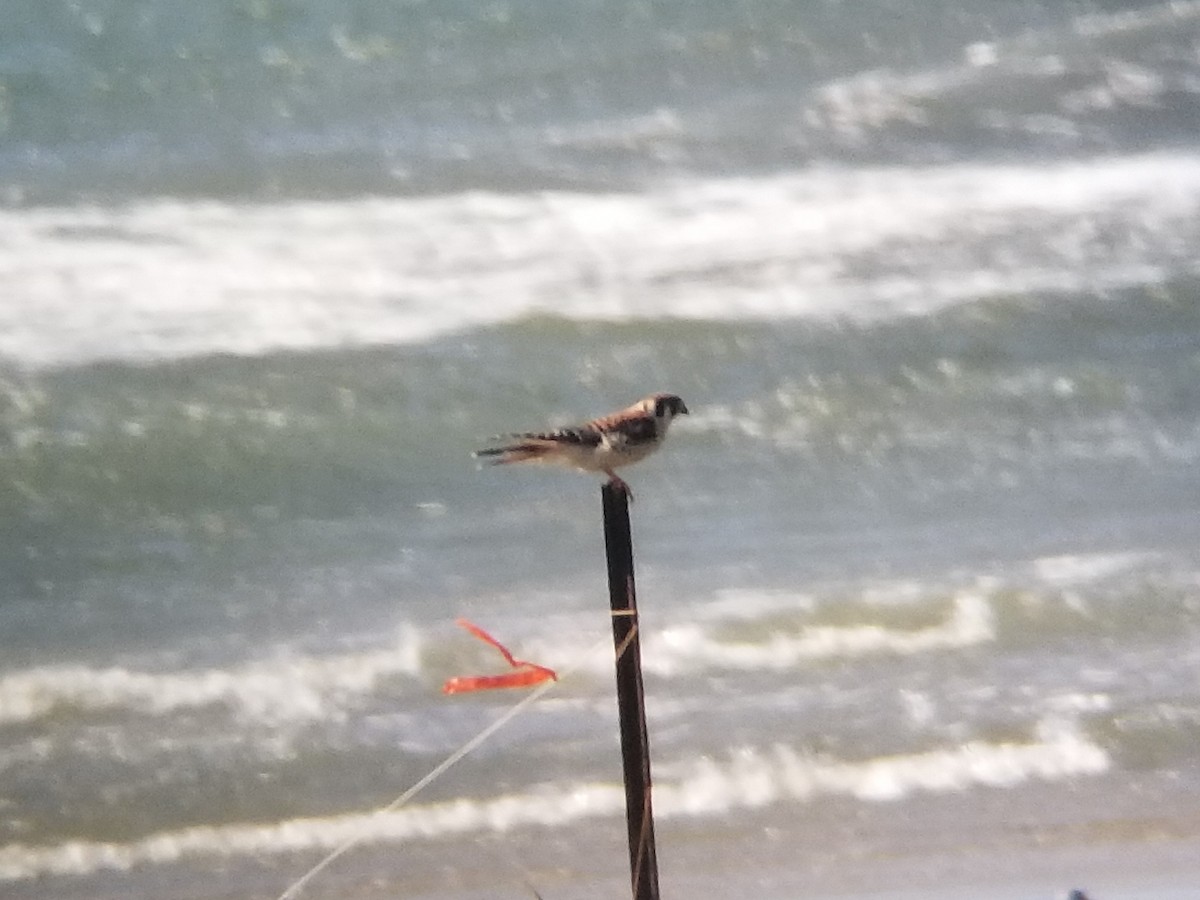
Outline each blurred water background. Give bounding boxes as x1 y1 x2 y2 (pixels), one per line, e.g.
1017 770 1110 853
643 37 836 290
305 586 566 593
2 1 1200 897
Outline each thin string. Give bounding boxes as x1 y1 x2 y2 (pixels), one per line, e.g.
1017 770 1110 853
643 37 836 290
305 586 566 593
276 624 627 900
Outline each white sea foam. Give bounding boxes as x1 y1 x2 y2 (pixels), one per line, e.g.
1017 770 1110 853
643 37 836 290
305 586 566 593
2 152 1199 367
0 722 1108 882
655 723 1109 810
0 595 989 727
0 626 423 727
509 591 994 682
643 592 994 676
814 1 1200 147
1031 551 1157 586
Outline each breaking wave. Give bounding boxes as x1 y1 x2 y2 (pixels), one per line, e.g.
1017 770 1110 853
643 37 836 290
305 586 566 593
0 720 1107 882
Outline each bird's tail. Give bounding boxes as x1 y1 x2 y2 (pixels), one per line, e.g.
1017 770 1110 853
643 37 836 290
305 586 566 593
473 441 553 465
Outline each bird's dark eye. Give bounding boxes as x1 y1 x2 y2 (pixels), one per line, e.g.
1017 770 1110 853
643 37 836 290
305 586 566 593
655 395 683 417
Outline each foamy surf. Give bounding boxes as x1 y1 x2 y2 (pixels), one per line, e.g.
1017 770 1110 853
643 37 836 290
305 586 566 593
3 152 1200 368
644 593 994 676
3 571 1183 736
0 721 1108 882
0 593 988 730
0 626 424 727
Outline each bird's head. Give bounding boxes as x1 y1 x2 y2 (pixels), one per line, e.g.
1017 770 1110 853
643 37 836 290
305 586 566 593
646 393 689 429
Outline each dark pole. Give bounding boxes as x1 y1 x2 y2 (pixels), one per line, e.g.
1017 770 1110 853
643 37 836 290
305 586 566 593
601 482 660 900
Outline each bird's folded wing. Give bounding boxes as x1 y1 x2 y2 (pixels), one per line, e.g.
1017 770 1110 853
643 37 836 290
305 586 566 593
590 414 656 447
523 426 604 447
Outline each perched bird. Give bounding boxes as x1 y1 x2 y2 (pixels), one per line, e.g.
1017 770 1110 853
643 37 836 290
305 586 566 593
475 393 689 497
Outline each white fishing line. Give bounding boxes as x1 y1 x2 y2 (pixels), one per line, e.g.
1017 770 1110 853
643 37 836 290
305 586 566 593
276 627 622 900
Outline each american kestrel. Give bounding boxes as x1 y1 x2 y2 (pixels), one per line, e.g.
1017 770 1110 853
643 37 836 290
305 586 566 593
475 393 689 497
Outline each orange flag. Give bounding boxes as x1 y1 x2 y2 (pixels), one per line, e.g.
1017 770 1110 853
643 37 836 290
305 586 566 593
442 618 557 694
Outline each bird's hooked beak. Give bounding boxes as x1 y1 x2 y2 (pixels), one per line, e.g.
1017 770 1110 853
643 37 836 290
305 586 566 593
652 394 689 418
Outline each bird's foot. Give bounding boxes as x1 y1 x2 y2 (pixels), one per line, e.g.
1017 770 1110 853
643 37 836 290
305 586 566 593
605 473 634 503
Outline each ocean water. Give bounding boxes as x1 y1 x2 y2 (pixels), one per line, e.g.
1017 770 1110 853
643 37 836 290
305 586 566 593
2 1 1200 898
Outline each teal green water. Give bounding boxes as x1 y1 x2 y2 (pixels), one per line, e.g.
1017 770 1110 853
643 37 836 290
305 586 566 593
2 1 1200 897
2 0 1194 200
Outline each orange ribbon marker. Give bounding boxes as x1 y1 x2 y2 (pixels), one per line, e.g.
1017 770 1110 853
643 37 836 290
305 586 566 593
442 618 558 695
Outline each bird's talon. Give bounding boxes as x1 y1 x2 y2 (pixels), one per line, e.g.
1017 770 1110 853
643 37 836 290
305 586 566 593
606 476 634 502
